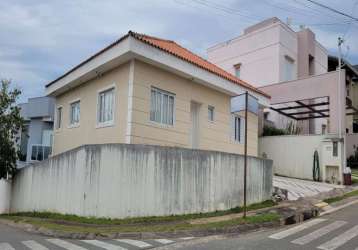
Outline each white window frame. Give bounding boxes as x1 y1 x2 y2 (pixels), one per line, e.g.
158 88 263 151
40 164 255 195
208 105 215 122
68 99 81 128
55 106 63 130
232 114 245 144
96 84 116 128
150 87 176 126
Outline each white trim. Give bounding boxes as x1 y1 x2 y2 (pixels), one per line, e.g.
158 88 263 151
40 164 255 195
45 36 270 106
96 83 116 128
126 59 135 143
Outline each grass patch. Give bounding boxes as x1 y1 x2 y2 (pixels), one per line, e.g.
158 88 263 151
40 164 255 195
0 213 280 234
323 190 358 204
0 200 279 234
1 200 276 226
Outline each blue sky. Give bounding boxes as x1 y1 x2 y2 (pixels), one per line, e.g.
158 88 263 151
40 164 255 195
1 0 357 102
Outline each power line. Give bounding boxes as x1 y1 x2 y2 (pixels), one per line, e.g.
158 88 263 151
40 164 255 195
343 0 358 39
306 0 358 22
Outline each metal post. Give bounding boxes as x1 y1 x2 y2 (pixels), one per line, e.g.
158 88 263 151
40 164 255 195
243 91 248 218
338 37 347 175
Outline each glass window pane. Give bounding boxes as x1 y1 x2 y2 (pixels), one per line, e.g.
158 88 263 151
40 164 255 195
98 88 114 123
150 87 175 125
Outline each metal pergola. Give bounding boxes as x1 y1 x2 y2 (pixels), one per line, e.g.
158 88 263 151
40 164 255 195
270 96 358 120
270 97 330 120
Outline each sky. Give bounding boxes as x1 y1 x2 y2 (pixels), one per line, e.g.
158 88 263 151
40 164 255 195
1 0 358 102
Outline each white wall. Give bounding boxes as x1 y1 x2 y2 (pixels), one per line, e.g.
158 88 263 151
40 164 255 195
11 144 273 218
208 23 296 87
259 135 343 183
0 179 11 214
346 133 358 158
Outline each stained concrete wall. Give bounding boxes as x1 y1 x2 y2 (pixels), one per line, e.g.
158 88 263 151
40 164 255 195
0 179 11 214
10 144 272 218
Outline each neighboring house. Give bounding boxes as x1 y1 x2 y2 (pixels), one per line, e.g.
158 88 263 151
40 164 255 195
207 17 328 134
45 31 270 157
328 56 358 134
18 96 55 162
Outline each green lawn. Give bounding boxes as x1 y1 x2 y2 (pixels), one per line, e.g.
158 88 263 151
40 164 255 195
0 213 280 234
0 200 279 234
2 200 275 226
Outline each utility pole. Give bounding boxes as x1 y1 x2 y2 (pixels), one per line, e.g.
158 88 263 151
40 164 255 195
338 37 347 174
338 37 343 139
243 91 248 218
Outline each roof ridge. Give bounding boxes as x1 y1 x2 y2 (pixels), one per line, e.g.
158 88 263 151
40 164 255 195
129 31 263 94
129 31 175 43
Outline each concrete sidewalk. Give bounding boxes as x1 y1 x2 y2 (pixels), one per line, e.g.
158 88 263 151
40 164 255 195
273 176 343 200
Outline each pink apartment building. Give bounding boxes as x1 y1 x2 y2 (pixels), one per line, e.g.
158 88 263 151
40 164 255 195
207 17 330 134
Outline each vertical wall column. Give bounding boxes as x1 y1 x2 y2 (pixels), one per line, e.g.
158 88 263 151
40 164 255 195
126 59 135 144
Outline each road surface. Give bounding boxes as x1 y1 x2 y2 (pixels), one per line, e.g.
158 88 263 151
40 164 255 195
167 202 358 250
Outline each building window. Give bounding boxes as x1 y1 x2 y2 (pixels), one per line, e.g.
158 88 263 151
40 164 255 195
69 101 80 125
98 88 115 125
150 87 175 125
208 106 215 122
232 115 244 143
284 56 295 81
234 63 241 78
333 141 338 157
56 107 62 129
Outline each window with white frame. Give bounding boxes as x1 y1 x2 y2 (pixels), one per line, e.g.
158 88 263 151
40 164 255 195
150 87 175 125
98 88 115 125
56 107 62 129
232 115 244 143
208 105 215 122
69 101 80 125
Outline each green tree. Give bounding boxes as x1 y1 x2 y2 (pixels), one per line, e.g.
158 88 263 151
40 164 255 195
0 79 24 179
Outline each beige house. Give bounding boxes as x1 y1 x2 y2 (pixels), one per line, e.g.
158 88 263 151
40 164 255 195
46 31 270 157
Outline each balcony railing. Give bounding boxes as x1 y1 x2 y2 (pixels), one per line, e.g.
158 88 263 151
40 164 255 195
31 144 52 161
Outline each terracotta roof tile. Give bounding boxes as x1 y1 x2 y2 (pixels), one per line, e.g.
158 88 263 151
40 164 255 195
47 31 270 98
129 31 269 98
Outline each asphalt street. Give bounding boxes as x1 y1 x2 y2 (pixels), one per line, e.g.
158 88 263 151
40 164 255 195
0 224 190 249
166 202 358 250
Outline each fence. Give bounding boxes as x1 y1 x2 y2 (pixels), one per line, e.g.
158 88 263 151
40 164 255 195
10 144 273 219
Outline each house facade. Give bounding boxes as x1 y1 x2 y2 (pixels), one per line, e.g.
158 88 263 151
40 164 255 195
47 32 270 156
207 17 329 134
18 96 55 162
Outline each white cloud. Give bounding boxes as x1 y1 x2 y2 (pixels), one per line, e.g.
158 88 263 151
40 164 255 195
0 0 357 102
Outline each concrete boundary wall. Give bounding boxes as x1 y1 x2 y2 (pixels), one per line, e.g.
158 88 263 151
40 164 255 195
0 179 11 214
10 144 272 219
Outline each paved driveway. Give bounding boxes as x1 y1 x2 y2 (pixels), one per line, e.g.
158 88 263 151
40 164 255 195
273 176 343 200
